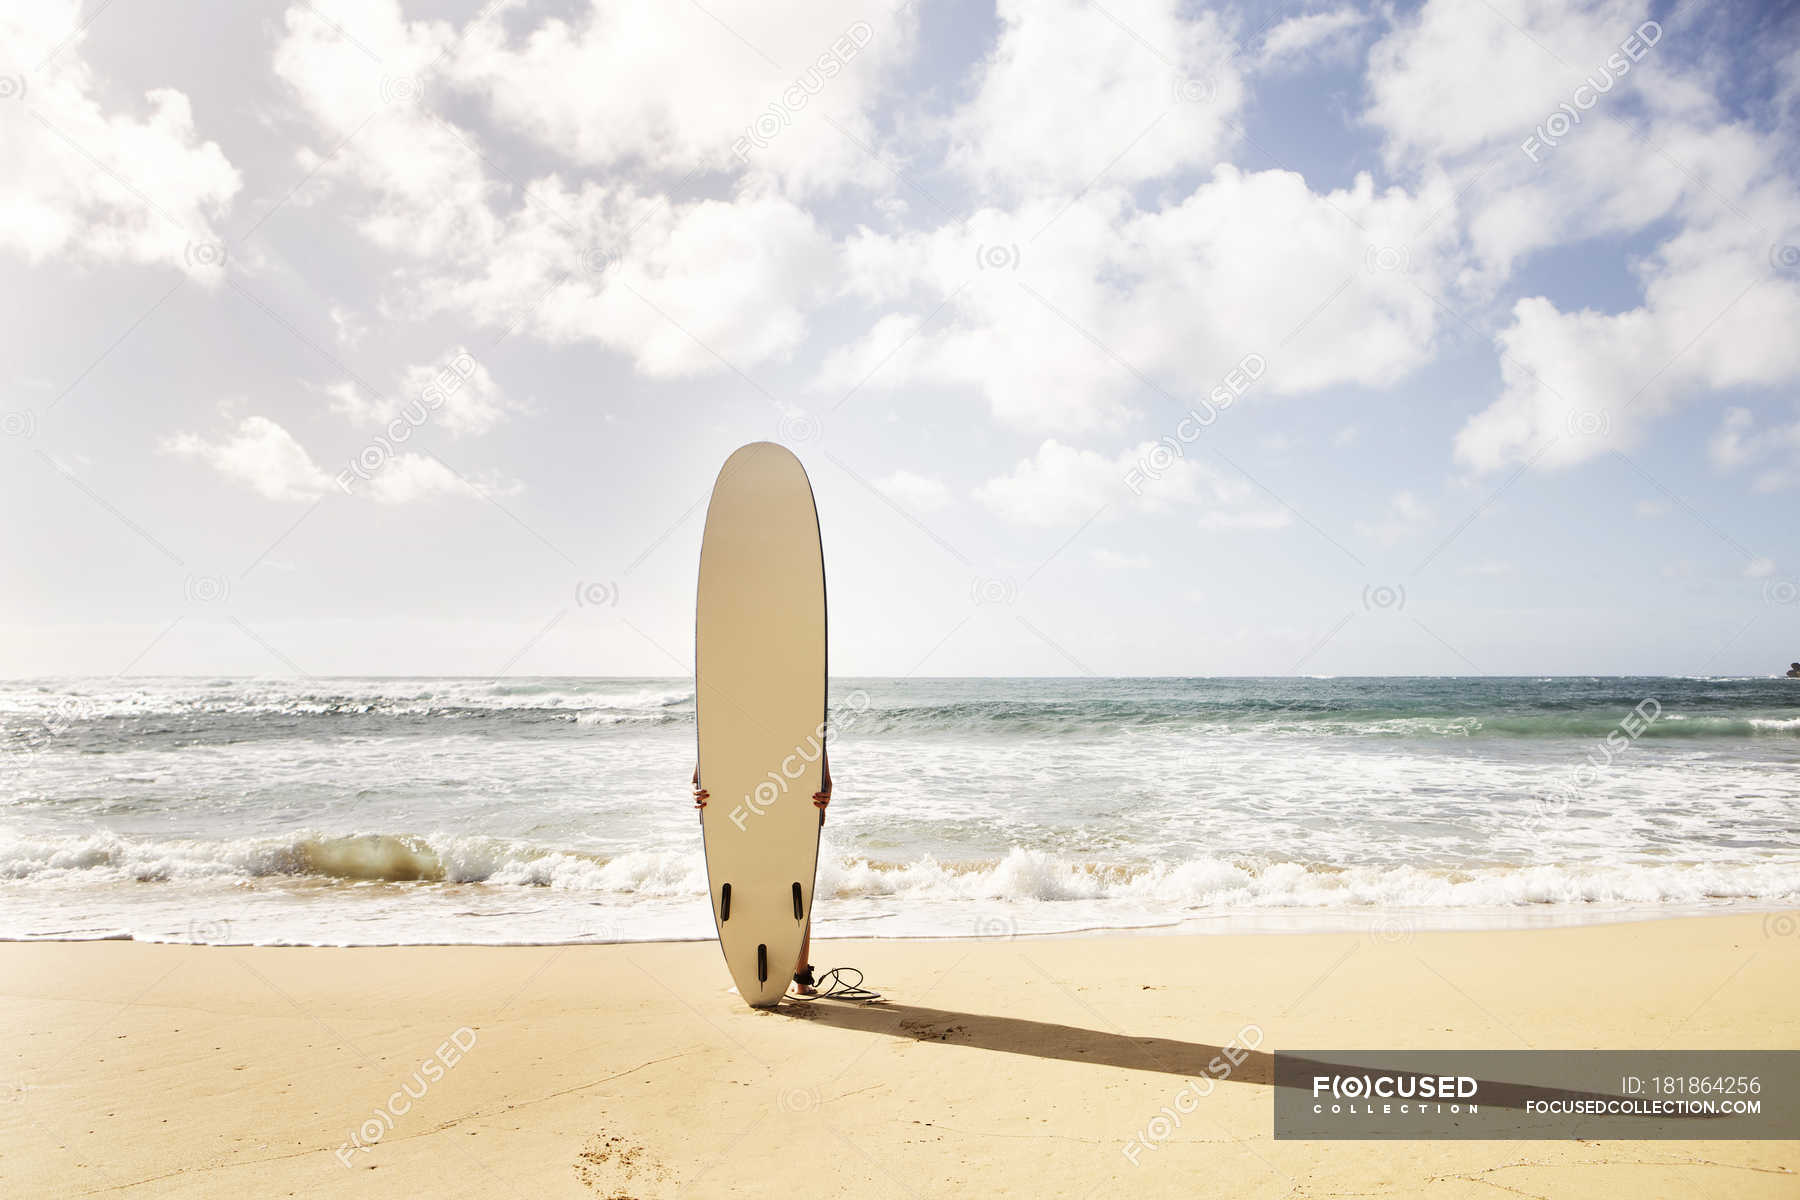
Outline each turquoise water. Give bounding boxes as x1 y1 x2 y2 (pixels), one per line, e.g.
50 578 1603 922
2 675 1796 943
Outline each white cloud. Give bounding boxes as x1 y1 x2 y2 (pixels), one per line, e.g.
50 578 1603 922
448 1 918 196
328 305 366 347
1256 8 1372 71
329 350 519 437
0 0 240 279
323 381 368 424
272 2 846 377
1710 405 1800 492
162 415 511 504
823 166 1457 433
946 0 1245 196
1364 0 1746 290
1453 224 1800 472
271 1 489 259
1634 498 1670 518
874 469 952 512
1456 118 1725 286
1365 0 1800 475
360 454 484 505
1745 557 1776 579
1459 561 1515 576
1710 407 1759 468
1365 0 1770 292
976 439 1118 525
1355 490 1431 545
161 417 331 502
1366 0 1645 165
484 184 837 377
976 438 1291 530
397 348 515 437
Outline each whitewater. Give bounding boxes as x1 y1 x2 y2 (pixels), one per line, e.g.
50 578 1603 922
3 675 1797 944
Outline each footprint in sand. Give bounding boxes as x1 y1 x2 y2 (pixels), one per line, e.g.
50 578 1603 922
897 1020 968 1042
574 1131 669 1197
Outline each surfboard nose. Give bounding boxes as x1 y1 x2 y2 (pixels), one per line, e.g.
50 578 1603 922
718 440 802 474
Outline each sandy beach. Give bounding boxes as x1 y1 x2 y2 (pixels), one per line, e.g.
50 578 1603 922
11 0 1800 1193
4 913 1797 1198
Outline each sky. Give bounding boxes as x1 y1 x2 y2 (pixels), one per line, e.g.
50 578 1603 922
2 0 1798 678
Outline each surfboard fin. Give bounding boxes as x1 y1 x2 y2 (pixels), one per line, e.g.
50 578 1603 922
719 883 731 922
792 881 804 919
757 944 768 984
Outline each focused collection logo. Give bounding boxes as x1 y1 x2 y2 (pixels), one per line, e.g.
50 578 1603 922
1310 1072 1480 1116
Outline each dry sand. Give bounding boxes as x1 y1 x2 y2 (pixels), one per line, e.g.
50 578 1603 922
3 913 1797 1197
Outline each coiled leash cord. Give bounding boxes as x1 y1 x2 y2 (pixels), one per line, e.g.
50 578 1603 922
794 965 882 1002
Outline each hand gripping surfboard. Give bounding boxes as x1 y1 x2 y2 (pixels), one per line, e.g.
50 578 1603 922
694 442 828 1008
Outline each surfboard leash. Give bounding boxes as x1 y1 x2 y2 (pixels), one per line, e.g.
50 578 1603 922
797 966 882 1003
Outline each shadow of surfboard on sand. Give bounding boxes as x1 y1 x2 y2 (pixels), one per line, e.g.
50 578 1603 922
779 1000 1705 1119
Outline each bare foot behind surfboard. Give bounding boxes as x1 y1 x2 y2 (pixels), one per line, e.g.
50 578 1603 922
695 442 827 1008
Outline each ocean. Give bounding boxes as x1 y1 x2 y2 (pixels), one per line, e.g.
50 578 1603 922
3 676 1797 946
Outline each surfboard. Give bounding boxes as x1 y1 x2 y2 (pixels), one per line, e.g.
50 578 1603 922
695 442 828 1008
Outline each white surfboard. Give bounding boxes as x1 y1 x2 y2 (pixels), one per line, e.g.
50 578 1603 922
695 442 827 1008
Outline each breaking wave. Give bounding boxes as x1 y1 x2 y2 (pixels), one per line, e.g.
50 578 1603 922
5 832 1797 912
